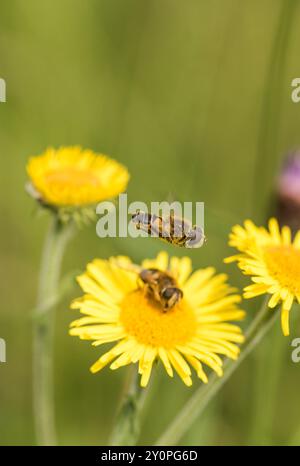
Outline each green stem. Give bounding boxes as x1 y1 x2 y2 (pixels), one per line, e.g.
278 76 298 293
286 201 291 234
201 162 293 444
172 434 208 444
109 367 148 446
155 298 279 446
33 215 74 445
248 326 286 445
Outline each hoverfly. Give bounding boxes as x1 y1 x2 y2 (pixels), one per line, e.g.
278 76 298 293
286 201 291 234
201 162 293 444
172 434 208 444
139 267 183 310
115 261 183 310
131 210 205 248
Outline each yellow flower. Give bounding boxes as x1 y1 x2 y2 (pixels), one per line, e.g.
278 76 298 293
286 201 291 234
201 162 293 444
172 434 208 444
70 252 245 387
27 146 129 207
225 218 300 336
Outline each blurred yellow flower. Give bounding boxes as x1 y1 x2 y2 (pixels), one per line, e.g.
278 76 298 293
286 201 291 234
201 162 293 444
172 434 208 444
70 252 245 387
225 218 300 336
27 146 129 207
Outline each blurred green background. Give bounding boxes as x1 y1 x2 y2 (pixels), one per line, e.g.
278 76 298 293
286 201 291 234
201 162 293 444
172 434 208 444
1 0 300 446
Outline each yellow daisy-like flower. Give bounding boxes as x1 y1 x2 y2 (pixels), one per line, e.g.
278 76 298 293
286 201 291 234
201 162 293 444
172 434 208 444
225 218 300 336
70 252 245 387
27 146 129 207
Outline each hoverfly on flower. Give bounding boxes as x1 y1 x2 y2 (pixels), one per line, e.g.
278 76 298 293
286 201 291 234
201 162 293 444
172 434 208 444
114 260 183 310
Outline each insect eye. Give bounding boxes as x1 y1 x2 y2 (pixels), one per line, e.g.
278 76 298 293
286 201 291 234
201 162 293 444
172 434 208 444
186 226 205 248
162 287 178 299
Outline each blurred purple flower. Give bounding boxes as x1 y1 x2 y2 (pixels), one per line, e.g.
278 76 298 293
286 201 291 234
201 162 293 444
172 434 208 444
278 153 300 202
277 152 300 232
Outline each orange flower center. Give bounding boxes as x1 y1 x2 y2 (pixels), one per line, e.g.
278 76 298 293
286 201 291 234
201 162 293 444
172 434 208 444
119 290 196 348
264 245 300 295
45 168 99 188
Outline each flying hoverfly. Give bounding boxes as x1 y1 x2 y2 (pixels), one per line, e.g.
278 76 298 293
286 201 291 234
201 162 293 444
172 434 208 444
131 210 205 248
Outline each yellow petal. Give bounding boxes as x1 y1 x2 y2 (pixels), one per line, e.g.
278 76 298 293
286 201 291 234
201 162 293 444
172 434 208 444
281 307 290 336
268 292 281 309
